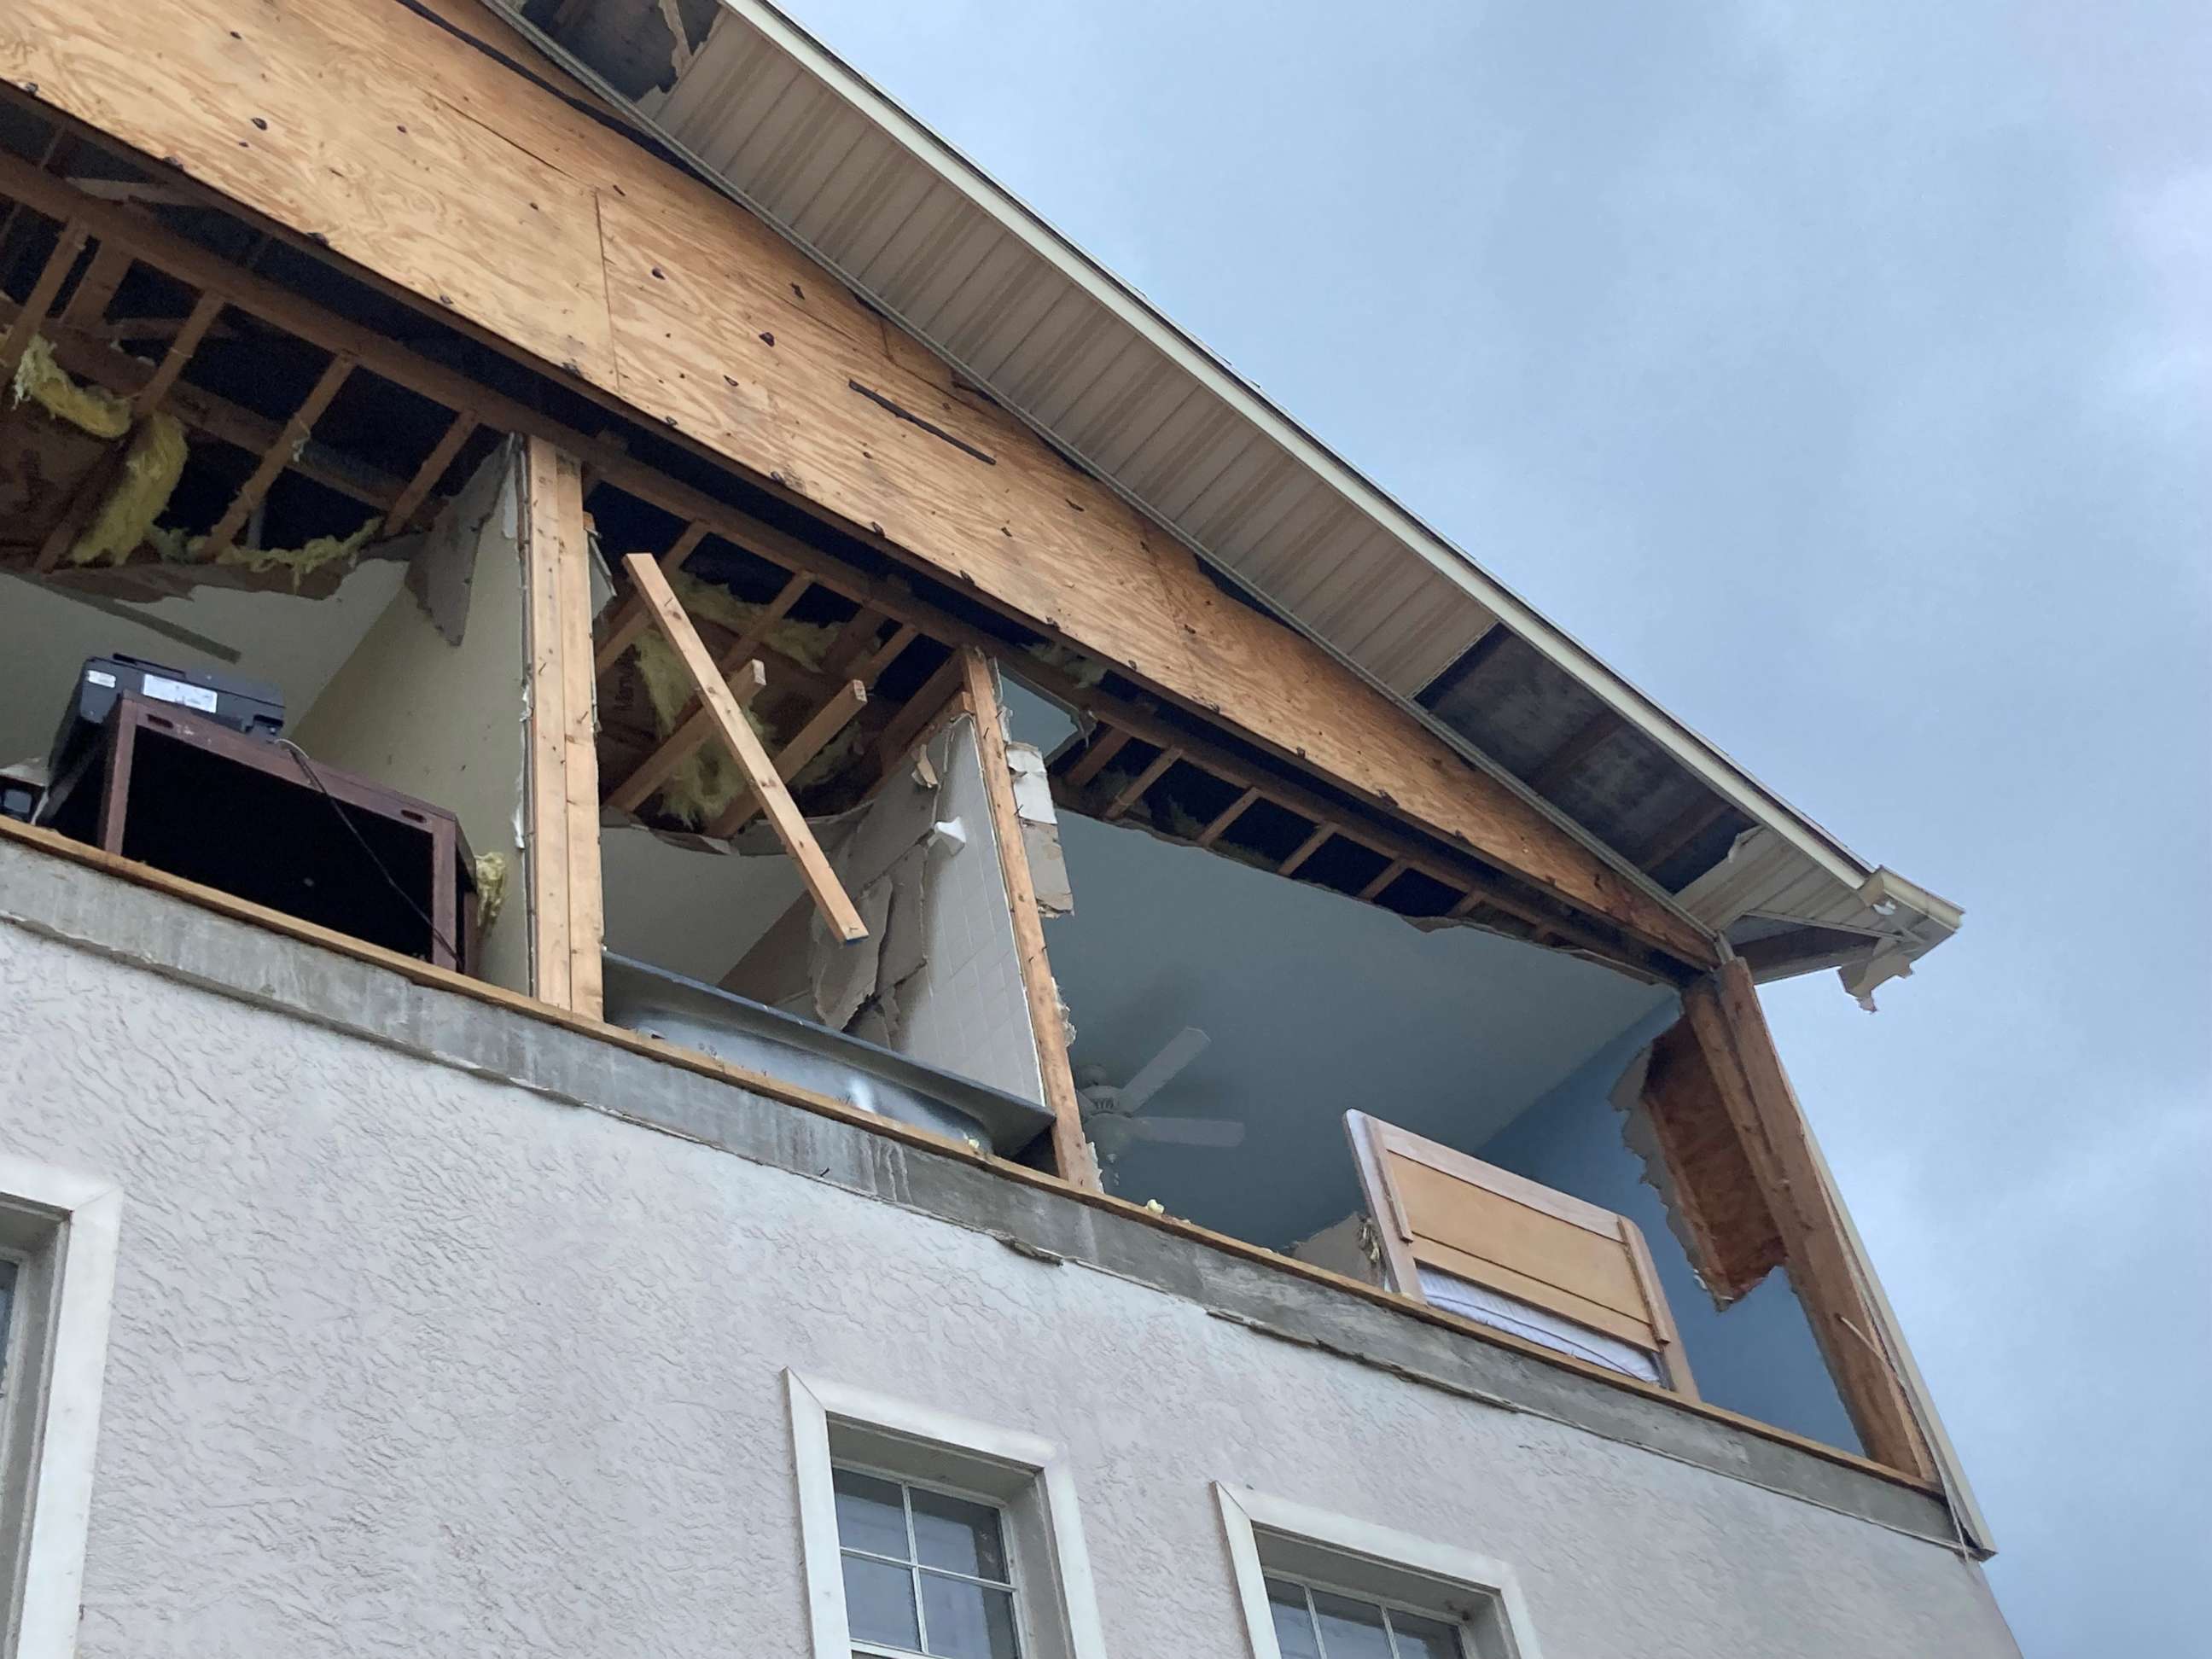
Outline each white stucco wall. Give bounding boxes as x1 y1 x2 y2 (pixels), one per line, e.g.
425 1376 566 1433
0 907 2016 1659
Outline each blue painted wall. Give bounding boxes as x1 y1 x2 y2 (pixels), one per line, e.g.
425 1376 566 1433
1475 1001 1864 1454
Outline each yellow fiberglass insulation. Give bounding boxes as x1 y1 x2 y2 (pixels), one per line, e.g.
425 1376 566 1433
143 512 385 588
10 336 132 439
669 569 840 672
631 631 775 829
473 852 510 932
68 411 188 568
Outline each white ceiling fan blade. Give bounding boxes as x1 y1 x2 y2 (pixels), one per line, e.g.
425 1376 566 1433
1126 1115 1244 1149
1118 1026 1210 1113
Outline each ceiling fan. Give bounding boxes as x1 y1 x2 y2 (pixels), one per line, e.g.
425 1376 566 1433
1075 1026 1244 1174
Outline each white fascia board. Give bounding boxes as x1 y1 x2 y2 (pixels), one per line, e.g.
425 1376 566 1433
712 0 1894 900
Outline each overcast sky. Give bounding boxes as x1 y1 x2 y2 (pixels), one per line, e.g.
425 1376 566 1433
778 2 2210 1650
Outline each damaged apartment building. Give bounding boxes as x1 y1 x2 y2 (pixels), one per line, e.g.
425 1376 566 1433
0 3 2017 1656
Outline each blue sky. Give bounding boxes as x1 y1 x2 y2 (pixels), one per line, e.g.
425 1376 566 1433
775 3 2212 1650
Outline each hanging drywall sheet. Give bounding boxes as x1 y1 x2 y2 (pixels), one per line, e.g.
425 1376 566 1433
292 451 532 992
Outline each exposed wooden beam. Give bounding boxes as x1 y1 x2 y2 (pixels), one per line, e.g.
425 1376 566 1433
872 655 963 773
821 605 887 677
1528 708 1626 795
705 678 868 838
195 348 356 561
521 437 606 1018
958 649 1099 1190
132 289 223 413
1278 823 1334 877
1060 726 1132 791
657 519 707 573
855 622 919 684
1103 746 1180 821
602 658 767 817
32 439 129 574
57 237 130 329
0 214 88 381
1196 784 1262 848
386 409 478 532
1358 859 1411 903
623 552 867 942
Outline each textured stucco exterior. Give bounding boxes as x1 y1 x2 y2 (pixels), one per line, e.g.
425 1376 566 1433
0 850 2017 1658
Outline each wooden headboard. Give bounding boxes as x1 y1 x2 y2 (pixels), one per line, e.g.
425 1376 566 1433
1345 1110 1697 1396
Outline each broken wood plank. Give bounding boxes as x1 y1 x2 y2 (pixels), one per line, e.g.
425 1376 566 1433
959 649 1098 1190
1060 726 1132 790
0 215 89 381
196 349 357 561
1196 784 1263 847
705 678 868 837
523 436 607 1016
1103 746 1180 821
602 657 767 816
623 552 867 941
386 408 478 532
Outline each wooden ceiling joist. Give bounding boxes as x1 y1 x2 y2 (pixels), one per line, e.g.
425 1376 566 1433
195 348 356 562
706 678 868 838
132 289 223 414
387 409 479 533
1197 785 1262 848
1060 727 1132 791
1103 747 1181 822
0 215 88 382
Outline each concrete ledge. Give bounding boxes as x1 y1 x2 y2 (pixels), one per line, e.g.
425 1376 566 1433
0 835 1956 1543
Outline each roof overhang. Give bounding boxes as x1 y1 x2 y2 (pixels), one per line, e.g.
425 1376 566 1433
509 0 1961 998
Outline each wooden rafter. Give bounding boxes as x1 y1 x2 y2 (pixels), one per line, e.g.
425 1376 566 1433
133 289 223 413
1358 859 1411 903
1196 785 1261 847
622 553 867 942
386 409 479 532
871 655 962 773
1060 726 1131 790
1278 824 1333 877
57 237 129 329
1103 747 1180 821
196 348 356 561
704 678 868 838
0 214 88 381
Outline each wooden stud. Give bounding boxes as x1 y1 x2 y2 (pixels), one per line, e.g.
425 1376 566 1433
705 679 869 837
197 349 357 561
958 649 1099 1189
1278 822 1334 877
623 553 867 941
0 215 89 381
1103 746 1180 821
1196 784 1263 847
602 658 768 817
132 289 224 414
521 436 608 1017
1060 726 1132 790
385 409 479 532
1358 859 1411 904
57 238 130 329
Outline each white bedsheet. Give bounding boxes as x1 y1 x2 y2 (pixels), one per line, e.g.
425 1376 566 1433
1416 1266 1662 1384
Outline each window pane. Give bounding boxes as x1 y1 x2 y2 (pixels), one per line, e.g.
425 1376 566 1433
1266 1579 1324 1659
920 1569 1021 1659
834 1468 913 1561
1388 1610 1464 1659
1311 1589 1395 1659
841 1552 921 1650
911 1487 1010 1581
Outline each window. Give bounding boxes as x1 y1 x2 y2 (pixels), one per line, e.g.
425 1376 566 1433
1216 1485 1540 1659
834 1467 1022 1659
0 1154 122 1659
1265 1576 1465 1659
787 1372 1106 1659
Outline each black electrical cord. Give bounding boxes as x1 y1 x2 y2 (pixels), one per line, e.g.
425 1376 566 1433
276 738 461 966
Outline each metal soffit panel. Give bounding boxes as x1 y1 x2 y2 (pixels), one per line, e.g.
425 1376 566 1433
531 0 1959 980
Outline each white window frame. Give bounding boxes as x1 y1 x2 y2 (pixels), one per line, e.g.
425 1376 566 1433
0 1154 122 1659
786 1371 1107 1659
1214 1484 1544 1659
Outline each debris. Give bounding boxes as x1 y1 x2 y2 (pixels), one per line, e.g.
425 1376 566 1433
473 850 509 931
68 411 187 567
1022 640 1109 689
631 629 772 826
10 335 131 439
